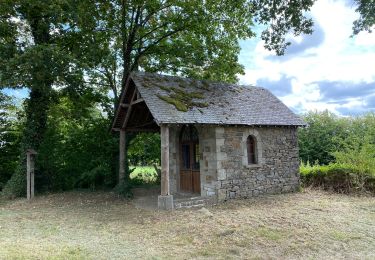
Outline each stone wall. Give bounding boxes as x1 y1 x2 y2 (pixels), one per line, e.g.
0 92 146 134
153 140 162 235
197 126 217 197
216 126 300 202
167 125 300 202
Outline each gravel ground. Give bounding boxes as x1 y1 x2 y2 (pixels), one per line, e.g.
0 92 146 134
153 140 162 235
0 189 374 259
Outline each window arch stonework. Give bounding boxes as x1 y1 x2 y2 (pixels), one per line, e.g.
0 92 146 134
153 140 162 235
242 128 264 167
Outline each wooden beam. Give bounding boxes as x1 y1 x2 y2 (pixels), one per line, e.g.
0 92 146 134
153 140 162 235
111 76 132 131
119 130 126 183
160 125 170 196
130 98 144 105
128 120 155 129
145 109 151 122
122 89 137 129
125 128 159 132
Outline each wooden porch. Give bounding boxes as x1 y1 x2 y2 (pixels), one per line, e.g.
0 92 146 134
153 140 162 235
112 78 173 209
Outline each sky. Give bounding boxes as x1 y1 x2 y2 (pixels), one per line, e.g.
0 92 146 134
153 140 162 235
3 0 375 116
238 0 375 116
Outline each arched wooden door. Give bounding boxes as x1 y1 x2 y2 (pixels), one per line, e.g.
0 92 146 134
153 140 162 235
180 125 200 193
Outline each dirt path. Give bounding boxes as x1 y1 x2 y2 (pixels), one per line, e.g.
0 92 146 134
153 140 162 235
0 189 374 259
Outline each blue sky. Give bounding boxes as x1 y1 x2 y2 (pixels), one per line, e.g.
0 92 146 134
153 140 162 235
238 0 375 116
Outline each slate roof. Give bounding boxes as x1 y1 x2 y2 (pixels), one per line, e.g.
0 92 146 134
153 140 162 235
121 72 305 127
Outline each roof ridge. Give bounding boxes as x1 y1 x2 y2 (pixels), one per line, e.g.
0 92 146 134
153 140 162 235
131 71 262 90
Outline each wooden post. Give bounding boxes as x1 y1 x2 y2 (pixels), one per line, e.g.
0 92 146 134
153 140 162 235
26 149 37 200
158 125 173 209
27 157 30 200
119 129 126 184
160 124 170 196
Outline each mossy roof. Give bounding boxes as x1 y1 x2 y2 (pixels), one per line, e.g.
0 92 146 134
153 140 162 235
115 72 305 127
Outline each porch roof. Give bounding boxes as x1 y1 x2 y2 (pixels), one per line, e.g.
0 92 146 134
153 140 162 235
112 72 305 131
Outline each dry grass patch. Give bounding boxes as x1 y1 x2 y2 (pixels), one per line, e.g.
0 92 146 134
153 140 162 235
0 189 374 259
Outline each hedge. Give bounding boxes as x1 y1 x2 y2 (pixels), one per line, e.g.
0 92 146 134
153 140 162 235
300 163 375 194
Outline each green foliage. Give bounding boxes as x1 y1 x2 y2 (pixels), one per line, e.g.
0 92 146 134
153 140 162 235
332 113 375 175
1 90 163 198
76 163 113 191
114 181 134 199
128 133 160 166
299 112 375 194
0 92 23 191
129 166 159 185
298 111 345 165
300 162 375 194
334 141 375 176
352 0 375 34
2 92 120 197
82 0 317 104
0 0 106 197
298 111 375 165
153 164 161 185
114 165 135 198
35 96 118 192
1 164 26 199
111 165 159 198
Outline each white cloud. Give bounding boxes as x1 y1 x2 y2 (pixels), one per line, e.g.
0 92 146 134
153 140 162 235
239 0 375 115
355 34 375 47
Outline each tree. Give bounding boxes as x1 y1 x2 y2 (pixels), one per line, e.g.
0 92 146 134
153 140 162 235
0 0 107 197
298 111 375 167
0 92 22 191
84 0 316 109
128 133 161 166
298 111 346 165
352 0 375 34
35 95 118 192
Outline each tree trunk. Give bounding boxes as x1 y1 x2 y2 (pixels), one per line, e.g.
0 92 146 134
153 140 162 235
7 9 54 197
23 87 51 150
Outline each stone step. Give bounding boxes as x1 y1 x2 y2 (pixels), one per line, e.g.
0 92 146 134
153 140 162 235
174 196 215 209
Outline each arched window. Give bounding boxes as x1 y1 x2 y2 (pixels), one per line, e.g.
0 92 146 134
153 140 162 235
247 135 257 164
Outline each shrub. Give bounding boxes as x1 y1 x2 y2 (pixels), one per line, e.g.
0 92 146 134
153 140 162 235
300 162 375 194
333 139 375 177
129 166 159 185
114 165 135 198
114 181 134 199
1 164 26 199
75 162 113 191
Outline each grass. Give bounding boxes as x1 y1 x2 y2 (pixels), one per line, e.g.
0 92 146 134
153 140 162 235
0 189 374 259
256 227 285 241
